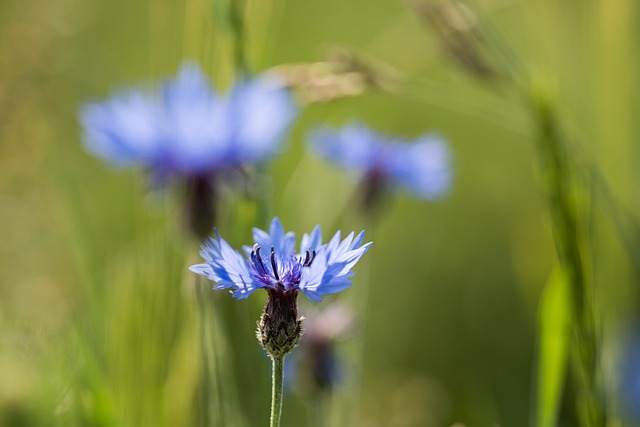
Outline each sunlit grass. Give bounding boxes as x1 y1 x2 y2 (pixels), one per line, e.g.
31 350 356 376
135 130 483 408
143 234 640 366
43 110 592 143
1 0 639 426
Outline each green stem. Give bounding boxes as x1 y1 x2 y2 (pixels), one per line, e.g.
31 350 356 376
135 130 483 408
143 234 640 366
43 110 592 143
229 0 247 77
532 88 605 427
270 356 285 427
195 277 212 426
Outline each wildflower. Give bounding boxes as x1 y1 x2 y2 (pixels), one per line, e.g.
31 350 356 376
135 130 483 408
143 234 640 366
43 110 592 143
189 217 371 358
618 326 640 422
79 62 297 238
294 303 355 394
308 122 451 208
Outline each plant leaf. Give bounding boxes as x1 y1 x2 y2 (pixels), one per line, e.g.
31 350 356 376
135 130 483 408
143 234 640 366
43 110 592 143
534 266 573 427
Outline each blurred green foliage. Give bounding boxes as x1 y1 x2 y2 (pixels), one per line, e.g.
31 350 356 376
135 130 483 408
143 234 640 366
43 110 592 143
1 0 639 426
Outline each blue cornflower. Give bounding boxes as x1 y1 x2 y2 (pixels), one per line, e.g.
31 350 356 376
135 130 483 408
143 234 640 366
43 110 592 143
79 62 297 238
618 328 640 421
288 303 355 395
190 217 371 302
80 62 296 177
308 122 451 207
190 217 371 358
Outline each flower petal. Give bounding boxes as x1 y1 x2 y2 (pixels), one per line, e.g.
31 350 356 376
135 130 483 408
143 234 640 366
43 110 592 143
299 233 371 301
300 224 322 253
188 263 218 281
80 62 298 180
386 135 452 200
252 217 296 258
196 232 260 295
308 123 383 172
162 63 231 173
230 76 297 164
79 90 163 167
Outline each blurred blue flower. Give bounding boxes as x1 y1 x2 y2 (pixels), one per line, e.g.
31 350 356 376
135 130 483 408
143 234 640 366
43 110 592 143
288 303 355 394
308 122 451 204
79 62 297 238
79 62 297 180
189 217 371 301
618 327 640 421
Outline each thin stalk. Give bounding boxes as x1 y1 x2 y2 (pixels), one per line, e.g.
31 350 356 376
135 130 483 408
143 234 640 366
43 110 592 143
195 278 212 426
532 89 605 427
229 0 247 77
270 356 285 427
311 394 326 427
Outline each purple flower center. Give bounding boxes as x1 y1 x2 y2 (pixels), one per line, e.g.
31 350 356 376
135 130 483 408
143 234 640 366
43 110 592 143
249 244 316 291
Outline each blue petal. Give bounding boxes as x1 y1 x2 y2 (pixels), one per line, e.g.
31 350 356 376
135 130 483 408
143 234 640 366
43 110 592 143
321 230 371 273
334 243 371 276
161 63 231 173
80 62 296 178
198 232 259 295
386 135 452 200
229 76 297 164
188 263 218 281
302 289 323 303
230 285 261 299
351 230 365 248
252 227 271 249
324 230 342 253
299 253 328 292
79 90 163 167
252 217 296 258
190 219 370 302
316 276 352 294
307 122 383 172
299 231 371 300
300 224 322 253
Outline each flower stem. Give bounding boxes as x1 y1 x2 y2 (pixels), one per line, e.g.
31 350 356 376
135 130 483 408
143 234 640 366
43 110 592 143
229 0 247 77
270 356 285 427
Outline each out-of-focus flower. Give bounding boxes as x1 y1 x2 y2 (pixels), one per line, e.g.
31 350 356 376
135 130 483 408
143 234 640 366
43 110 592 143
190 217 371 358
79 62 297 238
294 303 355 394
80 62 296 177
618 327 640 422
308 122 452 208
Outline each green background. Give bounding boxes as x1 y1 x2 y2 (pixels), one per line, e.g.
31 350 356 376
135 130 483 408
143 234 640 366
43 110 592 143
0 0 638 425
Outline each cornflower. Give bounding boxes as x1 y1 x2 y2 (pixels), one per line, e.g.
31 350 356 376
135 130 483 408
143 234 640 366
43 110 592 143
79 62 297 237
189 217 371 427
294 303 355 395
618 327 640 422
308 122 451 209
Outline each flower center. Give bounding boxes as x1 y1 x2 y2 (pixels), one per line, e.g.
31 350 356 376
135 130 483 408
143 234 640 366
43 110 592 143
249 244 317 291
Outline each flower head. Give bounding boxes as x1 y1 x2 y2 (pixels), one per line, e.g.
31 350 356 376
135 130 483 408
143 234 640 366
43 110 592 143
79 62 297 179
618 326 640 422
79 62 297 238
292 303 355 394
308 122 451 206
190 217 370 358
190 217 371 302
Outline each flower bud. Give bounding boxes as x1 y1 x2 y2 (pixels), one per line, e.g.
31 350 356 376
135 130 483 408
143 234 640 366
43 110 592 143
257 288 303 359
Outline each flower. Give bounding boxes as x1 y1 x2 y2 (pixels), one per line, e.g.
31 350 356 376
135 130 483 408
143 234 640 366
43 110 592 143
293 303 356 394
190 217 371 302
308 122 451 206
79 62 297 178
618 325 640 422
79 62 297 238
190 217 370 358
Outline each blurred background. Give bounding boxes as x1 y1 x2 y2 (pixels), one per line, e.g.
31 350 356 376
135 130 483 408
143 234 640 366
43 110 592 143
1 0 639 426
